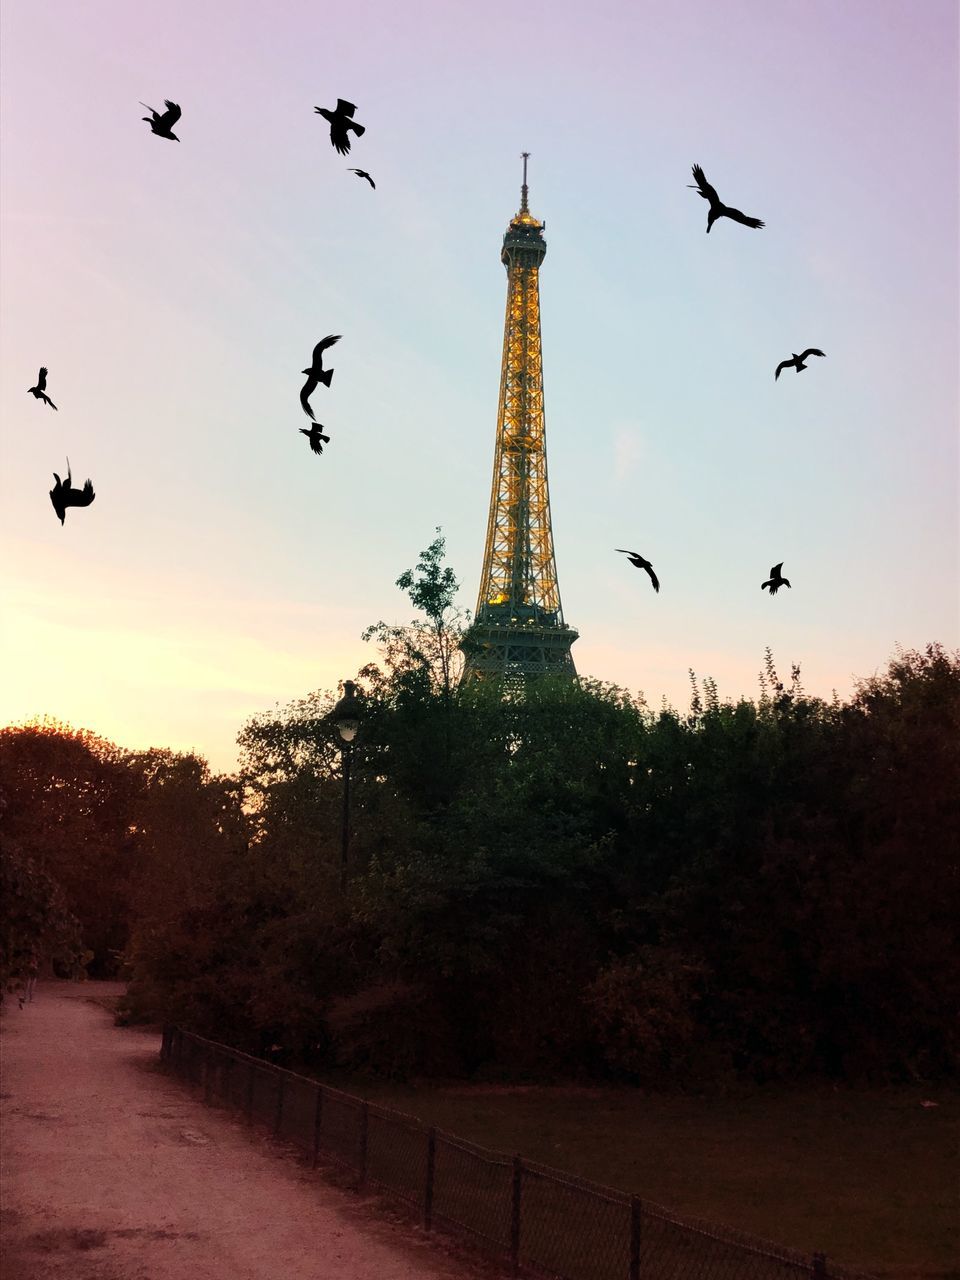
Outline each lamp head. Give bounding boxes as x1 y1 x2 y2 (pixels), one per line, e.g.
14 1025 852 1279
332 679 361 742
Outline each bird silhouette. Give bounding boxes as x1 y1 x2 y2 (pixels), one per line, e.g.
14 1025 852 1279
761 562 791 594
348 168 376 189
775 349 826 380
300 335 340 420
141 100 182 140
49 459 95 525
616 549 660 592
314 100 365 155
299 424 331 455
688 164 764 233
28 367 57 410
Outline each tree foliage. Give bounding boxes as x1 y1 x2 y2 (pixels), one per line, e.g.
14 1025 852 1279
0 835 87 993
215 617 960 1082
0 721 133 975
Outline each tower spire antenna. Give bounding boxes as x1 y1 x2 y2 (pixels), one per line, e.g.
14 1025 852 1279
520 151 530 213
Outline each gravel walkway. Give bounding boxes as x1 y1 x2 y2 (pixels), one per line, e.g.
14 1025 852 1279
0 982 484 1280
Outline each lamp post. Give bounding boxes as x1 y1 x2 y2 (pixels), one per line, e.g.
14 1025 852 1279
331 680 361 892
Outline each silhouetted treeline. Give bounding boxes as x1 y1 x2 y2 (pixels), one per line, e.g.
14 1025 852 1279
2 642 957 1083
0 724 244 986
217 639 958 1085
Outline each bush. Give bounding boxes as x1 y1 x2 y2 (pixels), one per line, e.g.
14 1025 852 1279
586 948 708 1084
326 979 460 1078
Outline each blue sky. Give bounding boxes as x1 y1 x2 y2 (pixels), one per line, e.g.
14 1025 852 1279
1 0 957 770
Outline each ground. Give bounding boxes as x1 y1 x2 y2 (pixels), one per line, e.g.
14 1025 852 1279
0 982 499 1280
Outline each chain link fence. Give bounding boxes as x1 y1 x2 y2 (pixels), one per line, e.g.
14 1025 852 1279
160 1027 878 1280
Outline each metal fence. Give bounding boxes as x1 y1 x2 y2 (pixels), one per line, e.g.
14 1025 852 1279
160 1027 878 1280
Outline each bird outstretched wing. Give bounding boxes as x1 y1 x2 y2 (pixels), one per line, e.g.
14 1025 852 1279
336 99 357 117
615 549 638 557
775 360 791 380
799 348 825 361
689 164 719 205
645 565 660 593
49 478 65 522
312 335 341 362
37 367 48 389
349 169 375 188
300 376 318 419
139 101 158 118
76 479 96 508
723 206 764 229
770 563 783 578
329 123 351 155
160 101 182 127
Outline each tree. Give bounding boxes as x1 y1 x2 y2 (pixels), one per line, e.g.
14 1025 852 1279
0 721 134 975
0 835 87 994
362 528 468 702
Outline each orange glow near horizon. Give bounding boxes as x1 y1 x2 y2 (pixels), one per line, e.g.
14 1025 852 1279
1 543 369 774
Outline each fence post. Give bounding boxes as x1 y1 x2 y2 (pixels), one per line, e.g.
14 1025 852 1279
629 1196 642 1280
424 1128 437 1231
312 1085 324 1168
246 1061 255 1123
812 1253 828 1279
358 1101 369 1188
274 1072 286 1136
511 1155 523 1277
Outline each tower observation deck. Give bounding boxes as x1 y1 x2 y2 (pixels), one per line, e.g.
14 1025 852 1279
460 156 578 685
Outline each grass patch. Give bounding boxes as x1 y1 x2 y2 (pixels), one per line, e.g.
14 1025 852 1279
312 1076 957 1279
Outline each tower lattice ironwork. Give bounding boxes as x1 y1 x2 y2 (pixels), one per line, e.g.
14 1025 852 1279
460 156 578 685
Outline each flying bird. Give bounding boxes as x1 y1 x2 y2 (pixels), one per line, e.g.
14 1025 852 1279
775 349 826 380
314 100 365 155
49 459 95 525
299 335 341 421
140 100 182 140
28 367 57 410
349 168 376 189
616 549 660 593
299 424 331 455
761 562 791 595
688 164 764 233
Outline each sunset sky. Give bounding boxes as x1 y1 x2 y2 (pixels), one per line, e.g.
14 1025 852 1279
1 0 957 774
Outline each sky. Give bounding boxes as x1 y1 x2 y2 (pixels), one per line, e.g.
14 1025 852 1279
1 0 957 775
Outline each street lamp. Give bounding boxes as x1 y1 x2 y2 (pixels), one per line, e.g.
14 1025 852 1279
331 680 361 891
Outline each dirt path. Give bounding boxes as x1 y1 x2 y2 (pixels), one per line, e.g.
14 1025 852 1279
0 982 487 1280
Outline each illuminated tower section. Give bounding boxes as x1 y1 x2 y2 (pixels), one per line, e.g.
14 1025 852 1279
460 156 578 684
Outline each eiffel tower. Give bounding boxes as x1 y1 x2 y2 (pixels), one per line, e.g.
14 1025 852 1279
460 156 578 685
